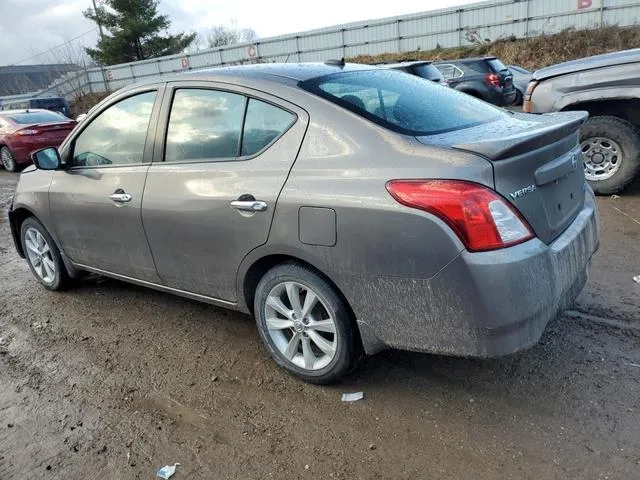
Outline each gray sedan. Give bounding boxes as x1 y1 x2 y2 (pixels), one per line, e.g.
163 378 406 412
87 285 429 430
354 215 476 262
8 63 599 383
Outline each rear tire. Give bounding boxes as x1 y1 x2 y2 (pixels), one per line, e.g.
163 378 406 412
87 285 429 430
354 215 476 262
254 262 361 384
20 217 72 291
580 116 640 195
1 146 17 172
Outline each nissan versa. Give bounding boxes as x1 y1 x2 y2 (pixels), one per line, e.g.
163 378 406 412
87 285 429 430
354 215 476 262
8 63 599 383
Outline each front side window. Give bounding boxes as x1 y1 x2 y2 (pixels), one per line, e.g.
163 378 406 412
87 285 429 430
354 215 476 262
300 70 504 136
72 91 156 167
165 89 245 162
241 99 295 156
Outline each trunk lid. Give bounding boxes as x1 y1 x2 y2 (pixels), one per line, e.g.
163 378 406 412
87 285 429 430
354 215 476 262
416 111 588 244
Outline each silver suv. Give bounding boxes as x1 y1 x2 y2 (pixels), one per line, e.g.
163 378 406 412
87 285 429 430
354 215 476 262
9 64 599 383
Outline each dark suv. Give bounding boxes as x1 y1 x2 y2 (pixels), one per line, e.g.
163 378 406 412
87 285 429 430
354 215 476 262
378 61 448 86
434 57 516 106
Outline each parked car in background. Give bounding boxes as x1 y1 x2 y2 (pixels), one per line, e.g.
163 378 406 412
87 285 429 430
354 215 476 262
434 57 517 106
377 60 448 85
525 49 640 194
0 109 76 172
9 63 598 384
1 97 71 118
507 65 532 105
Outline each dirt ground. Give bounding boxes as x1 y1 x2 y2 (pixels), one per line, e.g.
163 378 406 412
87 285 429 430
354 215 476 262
0 170 639 480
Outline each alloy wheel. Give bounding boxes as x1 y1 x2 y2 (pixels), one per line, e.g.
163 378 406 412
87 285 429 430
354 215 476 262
264 281 338 371
1 148 16 172
24 227 56 284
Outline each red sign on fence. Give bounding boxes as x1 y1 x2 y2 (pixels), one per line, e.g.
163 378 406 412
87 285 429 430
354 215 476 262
181 57 189 69
577 0 600 9
106 70 113 80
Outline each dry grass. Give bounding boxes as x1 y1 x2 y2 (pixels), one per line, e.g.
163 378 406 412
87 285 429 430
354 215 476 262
69 92 111 118
349 25 640 71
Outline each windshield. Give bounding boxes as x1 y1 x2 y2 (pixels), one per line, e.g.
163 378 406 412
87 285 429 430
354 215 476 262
8 111 67 124
32 98 66 109
299 69 504 136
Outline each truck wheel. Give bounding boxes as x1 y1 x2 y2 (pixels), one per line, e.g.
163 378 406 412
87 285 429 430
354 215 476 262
580 116 640 195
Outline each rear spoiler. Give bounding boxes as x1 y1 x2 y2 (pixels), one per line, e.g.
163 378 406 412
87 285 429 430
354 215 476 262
445 111 587 160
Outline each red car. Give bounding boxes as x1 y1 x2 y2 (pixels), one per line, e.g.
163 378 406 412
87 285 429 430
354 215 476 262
0 109 76 172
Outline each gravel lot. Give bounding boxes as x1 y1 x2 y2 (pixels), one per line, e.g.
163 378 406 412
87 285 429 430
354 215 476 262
1 170 639 479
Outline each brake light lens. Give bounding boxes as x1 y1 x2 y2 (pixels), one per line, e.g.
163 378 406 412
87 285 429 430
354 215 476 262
386 180 534 252
16 129 39 136
523 81 538 113
484 73 501 88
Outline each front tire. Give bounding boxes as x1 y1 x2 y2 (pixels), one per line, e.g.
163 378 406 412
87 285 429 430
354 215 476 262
20 217 71 291
580 116 640 195
1 146 17 172
254 263 361 384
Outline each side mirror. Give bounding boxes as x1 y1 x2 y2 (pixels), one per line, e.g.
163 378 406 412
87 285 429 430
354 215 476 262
32 147 61 170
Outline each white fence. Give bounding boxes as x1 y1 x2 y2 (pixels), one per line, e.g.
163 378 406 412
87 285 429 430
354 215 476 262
6 0 640 102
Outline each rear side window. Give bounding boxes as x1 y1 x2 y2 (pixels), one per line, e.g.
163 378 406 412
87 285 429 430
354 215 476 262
165 89 245 162
241 99 295 156
300 69 504 136
463 61 492 74
165 89 295 162
435 64 463 79
8 111 65 124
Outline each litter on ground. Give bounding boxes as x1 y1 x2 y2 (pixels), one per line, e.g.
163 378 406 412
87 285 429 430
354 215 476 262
156 463 181 479
341 392 364 402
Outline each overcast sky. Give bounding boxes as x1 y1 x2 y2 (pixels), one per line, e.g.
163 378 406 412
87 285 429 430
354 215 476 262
0 0 478 65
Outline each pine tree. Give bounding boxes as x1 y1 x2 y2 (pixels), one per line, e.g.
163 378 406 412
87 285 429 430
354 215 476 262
84 0 196 65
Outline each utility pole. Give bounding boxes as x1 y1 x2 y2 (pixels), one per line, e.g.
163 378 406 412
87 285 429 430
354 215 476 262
92 0 106 41
91 0 109 92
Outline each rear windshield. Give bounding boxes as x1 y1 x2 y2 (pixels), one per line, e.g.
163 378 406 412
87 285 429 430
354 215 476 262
299 70 503 136
413 64 444 81
8 111 66 124
488 58 508 72
31 98 66 109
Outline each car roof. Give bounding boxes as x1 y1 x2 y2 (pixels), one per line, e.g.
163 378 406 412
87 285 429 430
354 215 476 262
153 62 377 86
533 48 640 81
376 60 433 68
435 57 497 64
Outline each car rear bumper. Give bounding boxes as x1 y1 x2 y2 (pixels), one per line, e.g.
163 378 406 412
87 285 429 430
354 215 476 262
348 189 599 357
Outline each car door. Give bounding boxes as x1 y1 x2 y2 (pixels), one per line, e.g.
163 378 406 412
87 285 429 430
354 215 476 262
49 86 164 282
141 82 308 302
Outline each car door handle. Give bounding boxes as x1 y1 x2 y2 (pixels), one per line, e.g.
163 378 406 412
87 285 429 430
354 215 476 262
109 193 132 203
230 200 268 212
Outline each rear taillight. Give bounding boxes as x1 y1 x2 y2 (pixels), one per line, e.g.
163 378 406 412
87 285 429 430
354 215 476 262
16 129 39 136
523 81 538 113
484 73 501 88
386 180 534 252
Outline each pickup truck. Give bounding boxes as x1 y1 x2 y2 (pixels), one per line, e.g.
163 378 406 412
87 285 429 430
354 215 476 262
524 49 640 194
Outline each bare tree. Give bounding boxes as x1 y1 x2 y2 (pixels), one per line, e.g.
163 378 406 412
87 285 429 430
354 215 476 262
207 21 257 48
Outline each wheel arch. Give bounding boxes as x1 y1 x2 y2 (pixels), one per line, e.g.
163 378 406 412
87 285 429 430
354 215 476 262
560 97 640 129
9 206 37 257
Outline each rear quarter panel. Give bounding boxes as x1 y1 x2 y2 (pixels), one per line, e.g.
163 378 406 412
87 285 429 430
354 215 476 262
237 96 494 311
